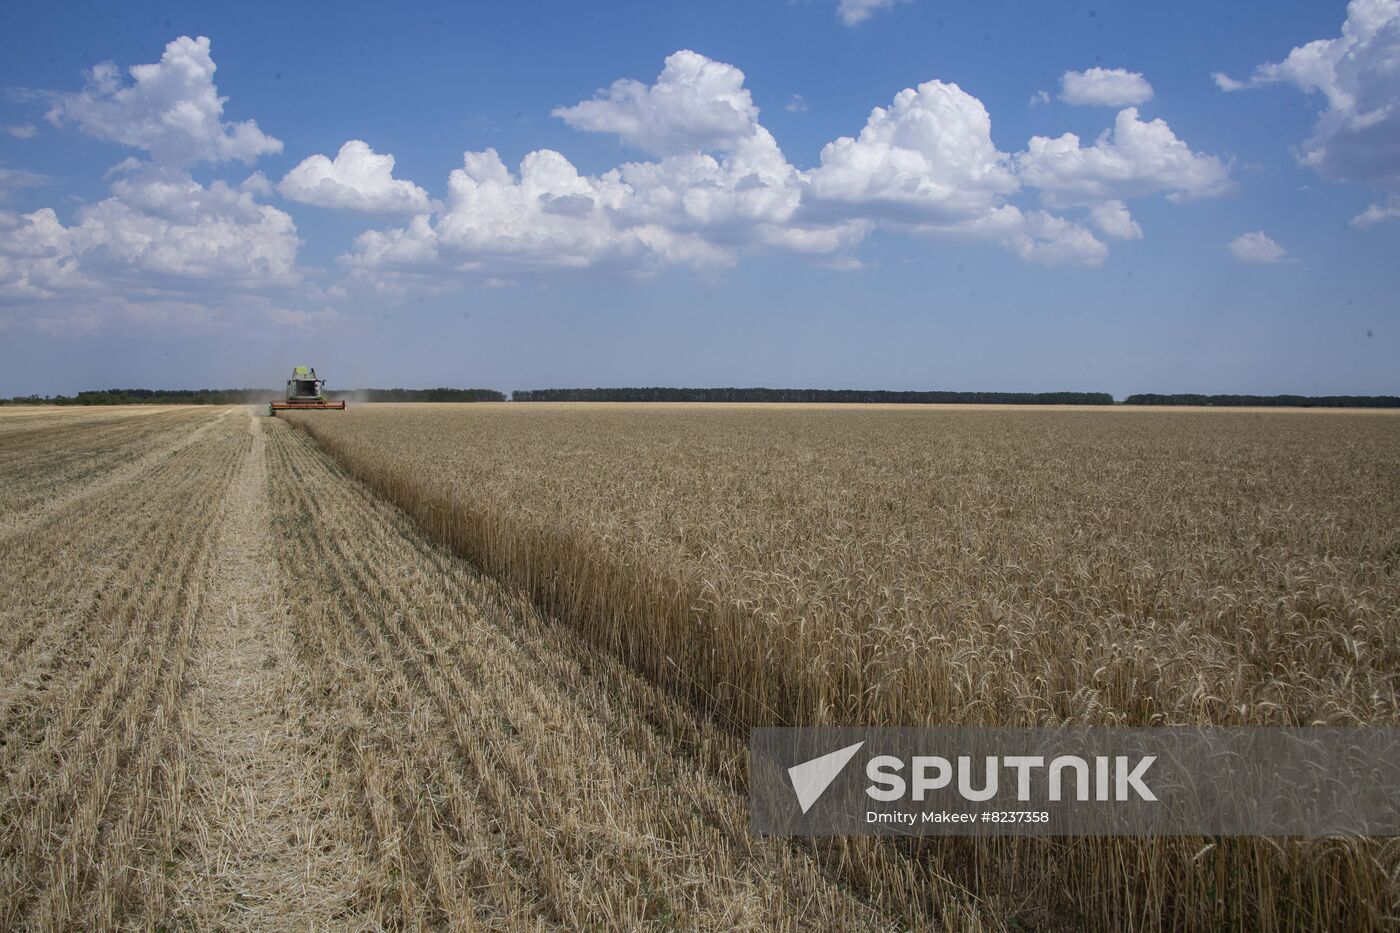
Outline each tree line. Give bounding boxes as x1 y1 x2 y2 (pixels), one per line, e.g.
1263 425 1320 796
1122 394 1400 408
1 388 272 406
4 387 1396 407
0 387 506 405
509 387 1117 404
326 388 507 402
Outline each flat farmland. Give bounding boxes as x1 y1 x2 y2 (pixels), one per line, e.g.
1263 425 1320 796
0 405 900 931
2 401 1398 930
283 402 1400 930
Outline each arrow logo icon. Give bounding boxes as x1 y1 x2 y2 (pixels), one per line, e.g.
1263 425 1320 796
787 741 865 814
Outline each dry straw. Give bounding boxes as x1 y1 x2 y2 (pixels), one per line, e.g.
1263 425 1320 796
287 402 1400 930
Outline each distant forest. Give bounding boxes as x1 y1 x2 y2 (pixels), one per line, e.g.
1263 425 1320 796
3 387 1397 407
510 388 1116 404
0 387 506 405
1 388 271 406
1123 394 1400 408
327 388 507 402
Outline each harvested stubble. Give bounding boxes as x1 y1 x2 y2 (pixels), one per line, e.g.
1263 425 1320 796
0 406 245 929
262 413 921 930
285 402 1400 930
1 406 915 931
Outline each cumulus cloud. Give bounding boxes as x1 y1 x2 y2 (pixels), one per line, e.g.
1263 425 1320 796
439 148 729 269
0 164 300 311
1351 196 1400 226
328 46 1238 284
0 37 344 332
944 205 1110 266
4 124 37 139
786 94 809 113
240 171 274 196
46 36 281 166
837 0 905 26
0 166 47 202
802 79 1114 264
279 140 432 214
1003 209 1110 266
1227 230 1288 263
807 79 1019 221
554 51 761 156
351 52 869 282
1060 68 1154 107
1088 199 1144 239
345 147 729 278
1215 0 1400 191
1211 73 1247 93
558 52 835 246
0 23 1257 326
1016 107 1230 206
0 208 86 302
793 81 1216 263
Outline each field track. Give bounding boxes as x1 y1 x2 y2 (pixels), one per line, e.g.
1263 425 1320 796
0 406 915 931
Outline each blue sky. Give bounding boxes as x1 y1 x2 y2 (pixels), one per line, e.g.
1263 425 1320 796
0 0 1395 397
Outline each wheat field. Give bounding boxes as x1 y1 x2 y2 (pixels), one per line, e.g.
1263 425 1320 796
2 401 1397 930
282 402 1400 930
0 405 917 930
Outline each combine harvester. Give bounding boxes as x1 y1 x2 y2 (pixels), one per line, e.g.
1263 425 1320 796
269 365 346 414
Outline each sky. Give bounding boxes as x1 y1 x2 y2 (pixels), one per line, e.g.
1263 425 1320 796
0 0 1396 397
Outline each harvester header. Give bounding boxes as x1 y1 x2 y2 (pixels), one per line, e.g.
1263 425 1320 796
269 365 345 412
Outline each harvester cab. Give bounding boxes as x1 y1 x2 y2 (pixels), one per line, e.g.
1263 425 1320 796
269 365 346 413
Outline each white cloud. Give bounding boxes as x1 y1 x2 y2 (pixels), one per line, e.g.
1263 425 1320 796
280 140 432 214
437 148 704 269
0 207 87 301
240 171 274 196
0 166 47 202
786 94 809 113
0 37 338 332
1016 107 1230 206
837 0 905 26
1228 230 1288 263
1004 209 1110 266
800 80 1112 265
0 165 301 311
553 50 761 156
46 36 281 166
949 205 1110 266
352 52 864 282
4 124 37 139
349 50 1232 282
1088 199 1144 239
1351 196 1400 226
1211 73 1247 92
806 79 1019 221
1216 0 1400 190
556 52 848 252
618 150 867 256
1059 68 1154 107
346 147 729 278
1029 90 1052 107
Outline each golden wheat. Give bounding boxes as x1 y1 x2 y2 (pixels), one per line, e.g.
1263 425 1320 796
2 406 908 931
283 401 1400 930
